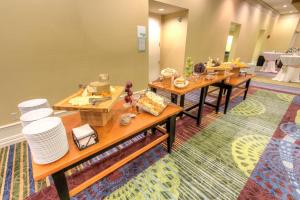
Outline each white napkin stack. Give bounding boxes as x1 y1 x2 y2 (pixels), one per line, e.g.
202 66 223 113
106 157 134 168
72 124 97 147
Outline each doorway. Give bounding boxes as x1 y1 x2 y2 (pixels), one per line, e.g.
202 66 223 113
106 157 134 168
148 0 188 81
148 13 161 82
224 22 241 62
252 29 266 63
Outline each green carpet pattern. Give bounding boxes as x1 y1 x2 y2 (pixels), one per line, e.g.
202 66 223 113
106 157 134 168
106 90 293 200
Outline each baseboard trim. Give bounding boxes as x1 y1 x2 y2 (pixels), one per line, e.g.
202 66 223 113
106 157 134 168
0 134 25 147
0 111 68 148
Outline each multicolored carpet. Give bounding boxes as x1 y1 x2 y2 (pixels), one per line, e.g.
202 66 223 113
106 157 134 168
238 95 300 200
0 79 299 199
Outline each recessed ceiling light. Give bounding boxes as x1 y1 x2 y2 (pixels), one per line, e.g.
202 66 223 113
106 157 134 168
283 5 287 8
158 8 165 11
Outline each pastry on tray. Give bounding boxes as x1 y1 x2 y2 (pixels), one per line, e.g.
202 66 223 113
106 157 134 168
137 91 167 116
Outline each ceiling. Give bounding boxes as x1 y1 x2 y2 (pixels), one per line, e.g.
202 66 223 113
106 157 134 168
149 0 187 15
261 0 298 14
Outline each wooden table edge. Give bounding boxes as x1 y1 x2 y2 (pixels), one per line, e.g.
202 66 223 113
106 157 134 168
148 73 234 96
226 74 256 86
32 105 183 181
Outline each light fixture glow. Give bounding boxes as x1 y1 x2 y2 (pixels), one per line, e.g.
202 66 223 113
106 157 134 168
283 5 287 8
158 8 165 11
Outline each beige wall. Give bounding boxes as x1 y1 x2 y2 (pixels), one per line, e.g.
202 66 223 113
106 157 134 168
157 0 278 64
0 0 148 125
293 33 300 48
160 11 188 74
264 13 300 52
0 0 294 126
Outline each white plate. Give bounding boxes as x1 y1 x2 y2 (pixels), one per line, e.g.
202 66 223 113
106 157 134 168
23 117 62 135
174 80 189 88
20 108 53 127
23 117 69 164
18 99 50 114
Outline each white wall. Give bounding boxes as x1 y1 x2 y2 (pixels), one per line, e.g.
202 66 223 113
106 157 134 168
264 13 300 52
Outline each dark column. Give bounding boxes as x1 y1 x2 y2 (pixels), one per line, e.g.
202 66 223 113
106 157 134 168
166 115 176 153
197 86 208 125
52 171 69 200
179 95 185 118
243 79 251 100
216 81 224 113
224 86 232 114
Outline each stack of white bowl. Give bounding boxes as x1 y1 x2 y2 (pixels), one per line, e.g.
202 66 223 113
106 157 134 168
22 117 69 164
18 99 50 115
20 108 54 127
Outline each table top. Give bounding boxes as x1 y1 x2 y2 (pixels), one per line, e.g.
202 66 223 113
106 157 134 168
31 100 182 180
53 86 124 113
226 74 255 86
206 66 232 71
280 55 300 67
263 52 284 60
149 73 234 95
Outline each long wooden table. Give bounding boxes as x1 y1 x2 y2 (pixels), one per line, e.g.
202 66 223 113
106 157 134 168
149 73 233 125
31 100 182 200
206 74 255 114
222 74 255 113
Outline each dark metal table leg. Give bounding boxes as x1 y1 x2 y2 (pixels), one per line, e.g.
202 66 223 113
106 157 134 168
151 87 157 93
151 128 156 135
197 86 207 126
204 86 209 98
179 95 185 118
243 79 251 100
216 81 224 113
171 93 178 104
224 86 232 114
166 115 176 153
52 171 69 200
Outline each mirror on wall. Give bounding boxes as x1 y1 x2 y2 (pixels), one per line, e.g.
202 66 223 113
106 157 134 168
224 22 241 62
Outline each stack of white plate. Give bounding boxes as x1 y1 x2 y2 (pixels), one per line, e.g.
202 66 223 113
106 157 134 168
22 117 69 164
18 99 50 115
20 108 54 127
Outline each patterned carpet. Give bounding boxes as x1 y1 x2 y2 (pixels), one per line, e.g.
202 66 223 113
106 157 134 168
0 77 299 199
239 95 300 200
106 89 293 200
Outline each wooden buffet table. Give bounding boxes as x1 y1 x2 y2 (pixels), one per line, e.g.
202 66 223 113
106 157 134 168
207 74 255 114
53 86 124 126
149 73 233 125
31 100 182 200
230 64 249 77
